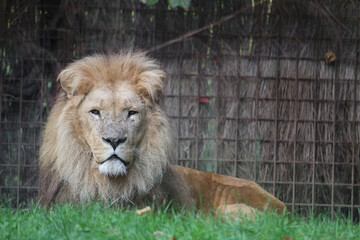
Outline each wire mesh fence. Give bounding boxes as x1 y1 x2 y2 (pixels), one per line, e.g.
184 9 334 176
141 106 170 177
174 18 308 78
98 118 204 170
1 0 360 219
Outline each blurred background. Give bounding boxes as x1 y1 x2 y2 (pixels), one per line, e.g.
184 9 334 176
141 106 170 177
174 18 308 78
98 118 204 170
1 0 360 220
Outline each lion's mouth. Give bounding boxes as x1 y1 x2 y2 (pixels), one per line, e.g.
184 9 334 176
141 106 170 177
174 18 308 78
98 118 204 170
98 154 130 176
103 154 130 167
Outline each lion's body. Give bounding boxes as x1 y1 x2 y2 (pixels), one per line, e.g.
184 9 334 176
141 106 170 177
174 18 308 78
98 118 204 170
172 165 284 214
38 51 285 215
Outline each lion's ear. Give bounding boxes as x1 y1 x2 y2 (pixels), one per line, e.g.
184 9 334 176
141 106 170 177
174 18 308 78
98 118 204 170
57 66 94 99
58 68 74 97
135 69 166 103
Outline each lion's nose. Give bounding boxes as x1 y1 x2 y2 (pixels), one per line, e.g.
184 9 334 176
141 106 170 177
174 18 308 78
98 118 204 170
102 137 127 150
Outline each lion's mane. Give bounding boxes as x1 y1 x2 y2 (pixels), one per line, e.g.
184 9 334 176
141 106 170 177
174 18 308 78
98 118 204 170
38 51 175 204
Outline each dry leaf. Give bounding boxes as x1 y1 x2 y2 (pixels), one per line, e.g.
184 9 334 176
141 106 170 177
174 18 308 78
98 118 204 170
153 231 178 240
325 50 336 64
282 236 296 240
153 231 165 237
136 206 151 215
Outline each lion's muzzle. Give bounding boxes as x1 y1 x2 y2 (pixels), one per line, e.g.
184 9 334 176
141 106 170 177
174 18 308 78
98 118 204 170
99 155 130 176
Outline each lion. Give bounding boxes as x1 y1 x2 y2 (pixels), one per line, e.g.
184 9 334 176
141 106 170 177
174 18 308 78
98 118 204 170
38 51 285 216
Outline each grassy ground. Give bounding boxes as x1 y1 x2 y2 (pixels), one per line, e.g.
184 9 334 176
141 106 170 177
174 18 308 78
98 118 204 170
0 202 359 240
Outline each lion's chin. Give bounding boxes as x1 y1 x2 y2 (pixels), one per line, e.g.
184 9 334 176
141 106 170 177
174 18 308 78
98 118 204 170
99 159 127 176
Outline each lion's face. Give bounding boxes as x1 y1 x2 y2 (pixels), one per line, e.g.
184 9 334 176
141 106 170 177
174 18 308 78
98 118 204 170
40 52 173 201
78 83 146 176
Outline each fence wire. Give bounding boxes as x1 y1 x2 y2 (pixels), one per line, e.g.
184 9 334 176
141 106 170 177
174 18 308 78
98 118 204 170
1 0 360 220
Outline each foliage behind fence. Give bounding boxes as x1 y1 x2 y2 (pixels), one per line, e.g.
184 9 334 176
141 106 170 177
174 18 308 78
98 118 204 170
1 0 360 220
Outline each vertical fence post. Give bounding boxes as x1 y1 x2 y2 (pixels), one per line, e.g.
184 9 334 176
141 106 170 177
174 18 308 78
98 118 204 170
312 37 320 216
17 35 24 208
351 1 359 221
274 9 281 199
292 39 300 214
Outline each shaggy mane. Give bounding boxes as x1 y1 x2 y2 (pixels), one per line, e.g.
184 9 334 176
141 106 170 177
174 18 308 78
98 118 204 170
58 51 165 103
39 51 173 204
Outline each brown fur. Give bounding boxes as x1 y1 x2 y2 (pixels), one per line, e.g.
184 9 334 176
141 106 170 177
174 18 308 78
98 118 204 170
38 51 285 215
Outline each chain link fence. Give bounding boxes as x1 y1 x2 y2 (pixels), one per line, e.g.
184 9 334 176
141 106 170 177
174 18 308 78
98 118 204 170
1 0 360 220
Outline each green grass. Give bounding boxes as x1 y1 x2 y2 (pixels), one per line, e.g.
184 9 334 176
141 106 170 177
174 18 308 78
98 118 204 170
0 202 359 240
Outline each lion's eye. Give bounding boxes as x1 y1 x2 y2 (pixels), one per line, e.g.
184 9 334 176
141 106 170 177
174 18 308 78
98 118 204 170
90 109 100 116
128 110 138 117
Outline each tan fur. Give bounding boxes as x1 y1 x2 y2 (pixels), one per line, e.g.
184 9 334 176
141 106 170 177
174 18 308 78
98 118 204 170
172 165 285 215
39 51 172 204
38 51 285 215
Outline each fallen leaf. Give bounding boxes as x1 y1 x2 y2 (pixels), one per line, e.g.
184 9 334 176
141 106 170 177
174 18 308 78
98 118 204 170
194 96 210 103
136 206 151 215
282 236 296 240
153 231 178 240
325 50 336 64
153 231 164 237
